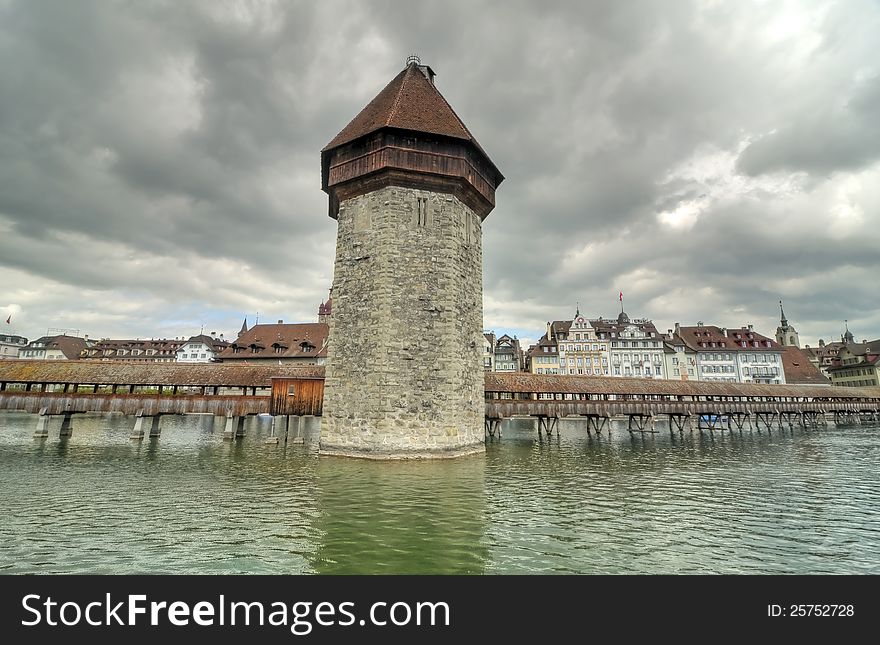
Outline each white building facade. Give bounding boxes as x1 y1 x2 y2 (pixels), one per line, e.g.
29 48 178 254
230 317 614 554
0 334 27 359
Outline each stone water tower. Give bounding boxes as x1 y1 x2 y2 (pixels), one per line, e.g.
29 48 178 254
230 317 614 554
319 57 503 458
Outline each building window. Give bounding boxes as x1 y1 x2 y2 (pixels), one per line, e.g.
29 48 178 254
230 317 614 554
416 197 428 226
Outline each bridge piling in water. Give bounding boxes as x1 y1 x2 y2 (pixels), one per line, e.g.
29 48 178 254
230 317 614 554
265 415 287 444
33 407 50 439
536 415 558 437
148 415 162 438
223 414 246 441
288 416 303 444
59 412 74 438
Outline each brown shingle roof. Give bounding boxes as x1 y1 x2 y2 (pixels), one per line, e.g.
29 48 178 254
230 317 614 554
677 325 781 352
220 323 328 361
780 346 831 385
27 335 90 360
485 372 874 399
323 63 478 151
0 361 323 386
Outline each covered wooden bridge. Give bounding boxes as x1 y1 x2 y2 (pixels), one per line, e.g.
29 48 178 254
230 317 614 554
2 362 879 441
485 373 880 436
0 361 324 441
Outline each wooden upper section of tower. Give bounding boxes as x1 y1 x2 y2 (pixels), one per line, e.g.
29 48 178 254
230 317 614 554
321 61 504 220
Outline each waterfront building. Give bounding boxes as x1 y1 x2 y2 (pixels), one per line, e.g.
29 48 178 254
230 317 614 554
493 334 523 372
802 338 845 377
802 323 859 378
218 322 328 365
592 312 664 378
528 321 567 374
675 323 785 384
775 301 800 348
319 57 503 458
557 309 609 376
0 334 27 360
482 332 496 371
82 338 189 363
662 330 698 380
780 346 830 386
175 334 230 363
20 334 91 360
827 340 880 388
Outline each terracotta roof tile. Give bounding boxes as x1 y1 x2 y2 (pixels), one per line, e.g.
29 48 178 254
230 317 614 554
780 346 831 385
324 63 479 151
677 325 781 352
220 323 328 361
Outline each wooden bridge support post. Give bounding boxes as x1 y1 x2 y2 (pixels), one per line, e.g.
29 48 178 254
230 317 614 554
266 415 287 444
235 416 247 439
222 414 238 441
288 416 303 444
130 410 147 440
148 415 162 438
33 407 50 439
59 412 74 438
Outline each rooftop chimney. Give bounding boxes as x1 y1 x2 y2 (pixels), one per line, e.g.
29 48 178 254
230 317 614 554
406 54 435 85
748 324 754 331
278 319 283 324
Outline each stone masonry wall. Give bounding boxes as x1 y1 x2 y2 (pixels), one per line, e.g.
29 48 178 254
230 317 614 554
320 186 485 458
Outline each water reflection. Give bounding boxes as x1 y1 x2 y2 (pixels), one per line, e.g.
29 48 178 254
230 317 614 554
311 456 488 574
0 411 878 574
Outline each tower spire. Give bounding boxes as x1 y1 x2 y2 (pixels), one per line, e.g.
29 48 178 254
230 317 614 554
843 319 854 344
575 301 580 318
779 300 788 327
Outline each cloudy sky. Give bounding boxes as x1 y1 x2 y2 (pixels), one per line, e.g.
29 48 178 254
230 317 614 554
1 0 878 348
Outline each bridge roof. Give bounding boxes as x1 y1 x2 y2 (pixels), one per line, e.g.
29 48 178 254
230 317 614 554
0 361 325 387
485 373 877 400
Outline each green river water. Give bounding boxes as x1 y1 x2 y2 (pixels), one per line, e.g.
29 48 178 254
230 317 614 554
1 411 877 574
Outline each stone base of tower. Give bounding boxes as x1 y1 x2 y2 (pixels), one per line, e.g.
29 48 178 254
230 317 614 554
318 440 485 461
319 187 487 460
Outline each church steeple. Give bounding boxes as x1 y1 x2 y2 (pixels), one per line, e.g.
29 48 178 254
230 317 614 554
843 320 854 344
775 300 800 348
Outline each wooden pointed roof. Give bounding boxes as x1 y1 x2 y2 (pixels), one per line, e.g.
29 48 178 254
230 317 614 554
324 63 477 151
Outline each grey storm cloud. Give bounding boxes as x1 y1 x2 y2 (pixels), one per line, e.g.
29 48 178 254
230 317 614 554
0 0 878 344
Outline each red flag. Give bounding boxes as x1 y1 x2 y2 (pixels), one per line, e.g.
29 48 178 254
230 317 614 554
4 315 9 324
619 291 623 302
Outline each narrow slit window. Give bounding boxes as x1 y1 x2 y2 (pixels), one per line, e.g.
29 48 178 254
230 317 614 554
417 197 428 226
